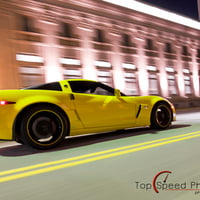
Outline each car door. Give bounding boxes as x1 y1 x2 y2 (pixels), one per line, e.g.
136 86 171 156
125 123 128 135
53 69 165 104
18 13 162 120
69 80 136 128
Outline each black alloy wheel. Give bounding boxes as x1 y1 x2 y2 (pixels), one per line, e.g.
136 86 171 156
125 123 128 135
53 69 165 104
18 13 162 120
151 102 172 129
20 105 69 149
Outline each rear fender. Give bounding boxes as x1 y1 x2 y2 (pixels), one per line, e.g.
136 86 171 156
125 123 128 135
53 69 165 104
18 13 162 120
14 95 69 111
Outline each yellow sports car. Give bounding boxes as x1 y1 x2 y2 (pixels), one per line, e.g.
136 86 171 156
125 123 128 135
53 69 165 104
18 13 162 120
0 79 176 149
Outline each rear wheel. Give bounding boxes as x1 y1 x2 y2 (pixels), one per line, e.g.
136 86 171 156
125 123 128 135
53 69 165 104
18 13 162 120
150 102 172 129
20 105 69 149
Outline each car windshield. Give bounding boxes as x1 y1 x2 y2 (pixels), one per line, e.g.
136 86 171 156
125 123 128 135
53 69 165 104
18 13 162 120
24 82 62 91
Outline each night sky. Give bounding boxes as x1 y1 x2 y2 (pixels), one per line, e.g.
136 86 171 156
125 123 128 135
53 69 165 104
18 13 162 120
137 0 199 20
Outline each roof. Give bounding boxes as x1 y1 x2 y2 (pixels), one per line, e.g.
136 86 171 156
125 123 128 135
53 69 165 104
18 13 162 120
102 0 200 30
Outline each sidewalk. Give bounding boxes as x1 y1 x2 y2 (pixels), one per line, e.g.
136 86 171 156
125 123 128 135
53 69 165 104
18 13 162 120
176 106 200 114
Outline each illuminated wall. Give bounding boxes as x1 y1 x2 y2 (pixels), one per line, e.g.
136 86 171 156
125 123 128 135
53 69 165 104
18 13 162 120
0 0 199 102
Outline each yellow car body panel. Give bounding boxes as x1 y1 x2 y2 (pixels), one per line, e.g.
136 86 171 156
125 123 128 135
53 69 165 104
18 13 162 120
0 79 176 143
71 93 136 127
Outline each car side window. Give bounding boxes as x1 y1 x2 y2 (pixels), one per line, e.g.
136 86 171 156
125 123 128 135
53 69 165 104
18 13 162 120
92 85 114 96
69 81 114 96
69 81 94 93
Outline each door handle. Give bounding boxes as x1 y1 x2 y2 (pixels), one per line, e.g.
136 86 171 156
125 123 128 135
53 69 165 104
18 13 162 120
70 93 75 100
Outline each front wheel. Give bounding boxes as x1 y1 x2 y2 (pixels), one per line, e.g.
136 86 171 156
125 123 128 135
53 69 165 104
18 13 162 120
150 102 172 129
20 105 69 149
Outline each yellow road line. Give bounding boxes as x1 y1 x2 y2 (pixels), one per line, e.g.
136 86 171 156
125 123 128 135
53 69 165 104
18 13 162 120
0 131 199 176
0 131 200 183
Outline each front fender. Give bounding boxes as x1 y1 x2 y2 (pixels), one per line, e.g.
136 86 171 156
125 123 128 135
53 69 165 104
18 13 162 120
148 96 176 121
134 96 176 126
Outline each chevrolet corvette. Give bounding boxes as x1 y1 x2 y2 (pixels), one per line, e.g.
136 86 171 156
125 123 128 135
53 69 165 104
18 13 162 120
0 79 176 149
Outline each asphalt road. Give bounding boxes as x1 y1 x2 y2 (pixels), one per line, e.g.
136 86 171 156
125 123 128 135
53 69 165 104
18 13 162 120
0 108 200 200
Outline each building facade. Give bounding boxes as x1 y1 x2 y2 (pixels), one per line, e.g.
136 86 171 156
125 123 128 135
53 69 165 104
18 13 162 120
0 0 200 107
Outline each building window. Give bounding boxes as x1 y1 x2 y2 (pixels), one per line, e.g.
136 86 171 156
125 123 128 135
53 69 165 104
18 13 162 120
121 34 131 47
183 68 190 74
165 43 173 53
19 66 44 88
60 58 81 66
20 15 34 32
97 71 111 77
94 60 112 85
122 62 138 95
63 69 82 79
94 60 111 68
16 54 44 87
16 54 44 63
184 76 192 95
165 66 175 73
124 73 138 95
149 74 159 95
94 29 106 43
147 65 157 72
61 23 74 38
168 75 177 95
197 49 200 58
182 46 189 56
97 71 112 85
145 39 154 50
97 72 112 85
122 63 136 70
60 58 82 79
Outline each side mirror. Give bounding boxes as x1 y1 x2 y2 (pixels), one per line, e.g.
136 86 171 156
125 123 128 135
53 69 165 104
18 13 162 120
114 89 121 99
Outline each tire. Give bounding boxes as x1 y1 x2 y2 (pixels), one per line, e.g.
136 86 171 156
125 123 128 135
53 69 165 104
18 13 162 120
20 105 69 149
150 102 172 129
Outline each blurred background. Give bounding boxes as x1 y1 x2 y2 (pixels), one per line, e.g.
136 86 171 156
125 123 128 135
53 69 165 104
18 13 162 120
0 0 200 108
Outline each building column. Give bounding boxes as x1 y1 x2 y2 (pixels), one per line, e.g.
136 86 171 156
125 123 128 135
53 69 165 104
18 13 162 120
191 47 199 96
157 42 168 97
41 22 62 82
175 46 185 97
79 26 97 80
136 38 148 96
109 32 125 91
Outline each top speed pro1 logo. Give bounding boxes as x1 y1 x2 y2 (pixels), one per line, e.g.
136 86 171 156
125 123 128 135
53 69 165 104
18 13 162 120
152 170 172 193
